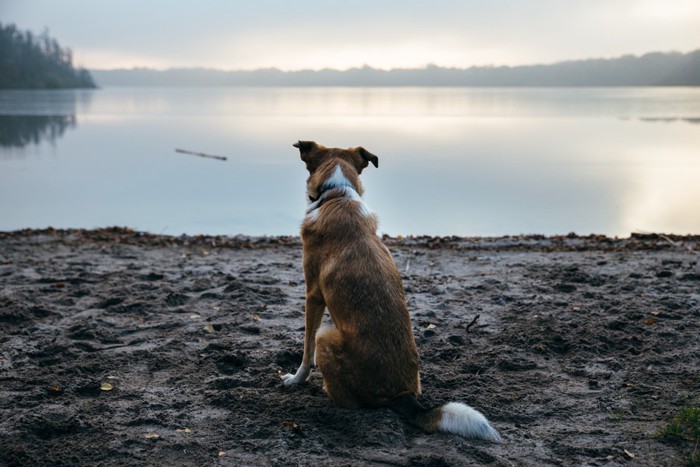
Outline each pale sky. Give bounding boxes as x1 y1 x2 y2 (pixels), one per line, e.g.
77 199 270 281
1 0 699 71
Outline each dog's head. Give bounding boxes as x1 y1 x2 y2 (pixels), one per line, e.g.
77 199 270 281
293 141 379 201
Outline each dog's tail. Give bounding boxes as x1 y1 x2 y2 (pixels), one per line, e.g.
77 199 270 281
389 394 502 442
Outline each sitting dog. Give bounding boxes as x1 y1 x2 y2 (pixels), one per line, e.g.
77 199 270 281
281 141 501 442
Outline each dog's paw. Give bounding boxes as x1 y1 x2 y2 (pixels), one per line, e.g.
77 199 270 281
281 362 310 385
281 373 304 385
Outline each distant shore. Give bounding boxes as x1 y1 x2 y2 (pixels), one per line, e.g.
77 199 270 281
90 49 700 87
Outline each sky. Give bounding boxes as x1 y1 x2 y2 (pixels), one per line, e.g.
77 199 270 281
1 0 699 71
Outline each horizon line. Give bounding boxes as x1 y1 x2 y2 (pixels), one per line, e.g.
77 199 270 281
87 48 699 73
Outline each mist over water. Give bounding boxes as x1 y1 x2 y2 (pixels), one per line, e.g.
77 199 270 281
1 87 699 237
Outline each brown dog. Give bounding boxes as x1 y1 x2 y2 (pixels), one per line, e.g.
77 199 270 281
281 141 501 442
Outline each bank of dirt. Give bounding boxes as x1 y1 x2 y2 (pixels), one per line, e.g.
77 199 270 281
1 228 698 466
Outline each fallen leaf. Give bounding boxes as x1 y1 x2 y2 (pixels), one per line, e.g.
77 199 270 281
623 449 635 459
218 451 226 457
190 314 200 320
252 314 260 321
54 282 65 288
426 324 436 330
282 420 306 437
100 382 113 391
204 323 215 333
176 428 192 433
650 310 660 316
646 319 655 325
144 432 160 439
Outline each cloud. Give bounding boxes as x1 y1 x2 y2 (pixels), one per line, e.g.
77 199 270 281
3 0 699 70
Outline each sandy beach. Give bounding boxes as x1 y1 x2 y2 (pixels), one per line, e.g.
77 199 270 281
1 228 698 466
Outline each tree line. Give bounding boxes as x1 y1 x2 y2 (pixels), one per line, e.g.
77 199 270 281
93 50 700 87
0 23 95 89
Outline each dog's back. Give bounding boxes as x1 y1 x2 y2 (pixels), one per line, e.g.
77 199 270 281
303 193 422 408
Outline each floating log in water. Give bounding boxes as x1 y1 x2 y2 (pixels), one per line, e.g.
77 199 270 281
175 148 228 161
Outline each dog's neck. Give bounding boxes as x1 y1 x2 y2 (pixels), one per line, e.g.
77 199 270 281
306 164 372 219
308 165 358 203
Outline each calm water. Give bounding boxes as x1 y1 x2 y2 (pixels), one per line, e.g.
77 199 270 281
1 87 699 237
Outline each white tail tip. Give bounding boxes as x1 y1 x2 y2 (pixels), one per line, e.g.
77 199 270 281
437 402 502 442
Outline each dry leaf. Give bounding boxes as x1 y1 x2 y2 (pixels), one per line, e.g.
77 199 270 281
144 432 160 439
190 314 200 320
100 382 113 391
252 314 260 321
204 323 215 333
426 324 436 330
218 451 226 457
623 449 635 459
650 310 660 316
283 420 306 437
176 428 192 433
646 319 655 325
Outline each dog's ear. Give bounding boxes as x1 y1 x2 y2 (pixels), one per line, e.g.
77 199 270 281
293 140 318 163
358 147 379 168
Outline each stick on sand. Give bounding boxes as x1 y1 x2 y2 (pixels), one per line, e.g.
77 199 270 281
175 148 228 161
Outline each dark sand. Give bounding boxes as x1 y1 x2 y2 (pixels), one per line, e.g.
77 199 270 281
1 228 698 466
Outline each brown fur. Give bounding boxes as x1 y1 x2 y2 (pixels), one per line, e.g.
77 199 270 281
282 141 421 409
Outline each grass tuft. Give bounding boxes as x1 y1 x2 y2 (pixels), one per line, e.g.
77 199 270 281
659 407 700 467
660 407 700 442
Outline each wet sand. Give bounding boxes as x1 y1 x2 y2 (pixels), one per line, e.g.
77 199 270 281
1 228 698 466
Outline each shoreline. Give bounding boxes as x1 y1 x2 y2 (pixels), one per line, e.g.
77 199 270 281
2 226 699 252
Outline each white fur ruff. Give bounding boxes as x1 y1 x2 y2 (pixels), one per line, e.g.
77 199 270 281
305 164 374 221
324 164 350 190
437 402 502 442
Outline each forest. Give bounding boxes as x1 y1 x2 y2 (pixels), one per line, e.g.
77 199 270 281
0 23 95 89
93 50 700 87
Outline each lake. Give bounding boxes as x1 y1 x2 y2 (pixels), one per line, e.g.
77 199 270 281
1 87 699 237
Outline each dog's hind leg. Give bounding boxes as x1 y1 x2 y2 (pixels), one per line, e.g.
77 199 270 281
281 294 325 385
315 327 361 409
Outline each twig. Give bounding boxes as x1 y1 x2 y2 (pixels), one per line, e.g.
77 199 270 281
175 148 228 161
655 233 697 255
635 230 697 255
466 314 480 333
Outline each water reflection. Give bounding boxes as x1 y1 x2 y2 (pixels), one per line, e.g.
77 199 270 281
0 89 93 116
0 115 77 149
638 117 700 124
0 89 93 152
0 87 698 236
